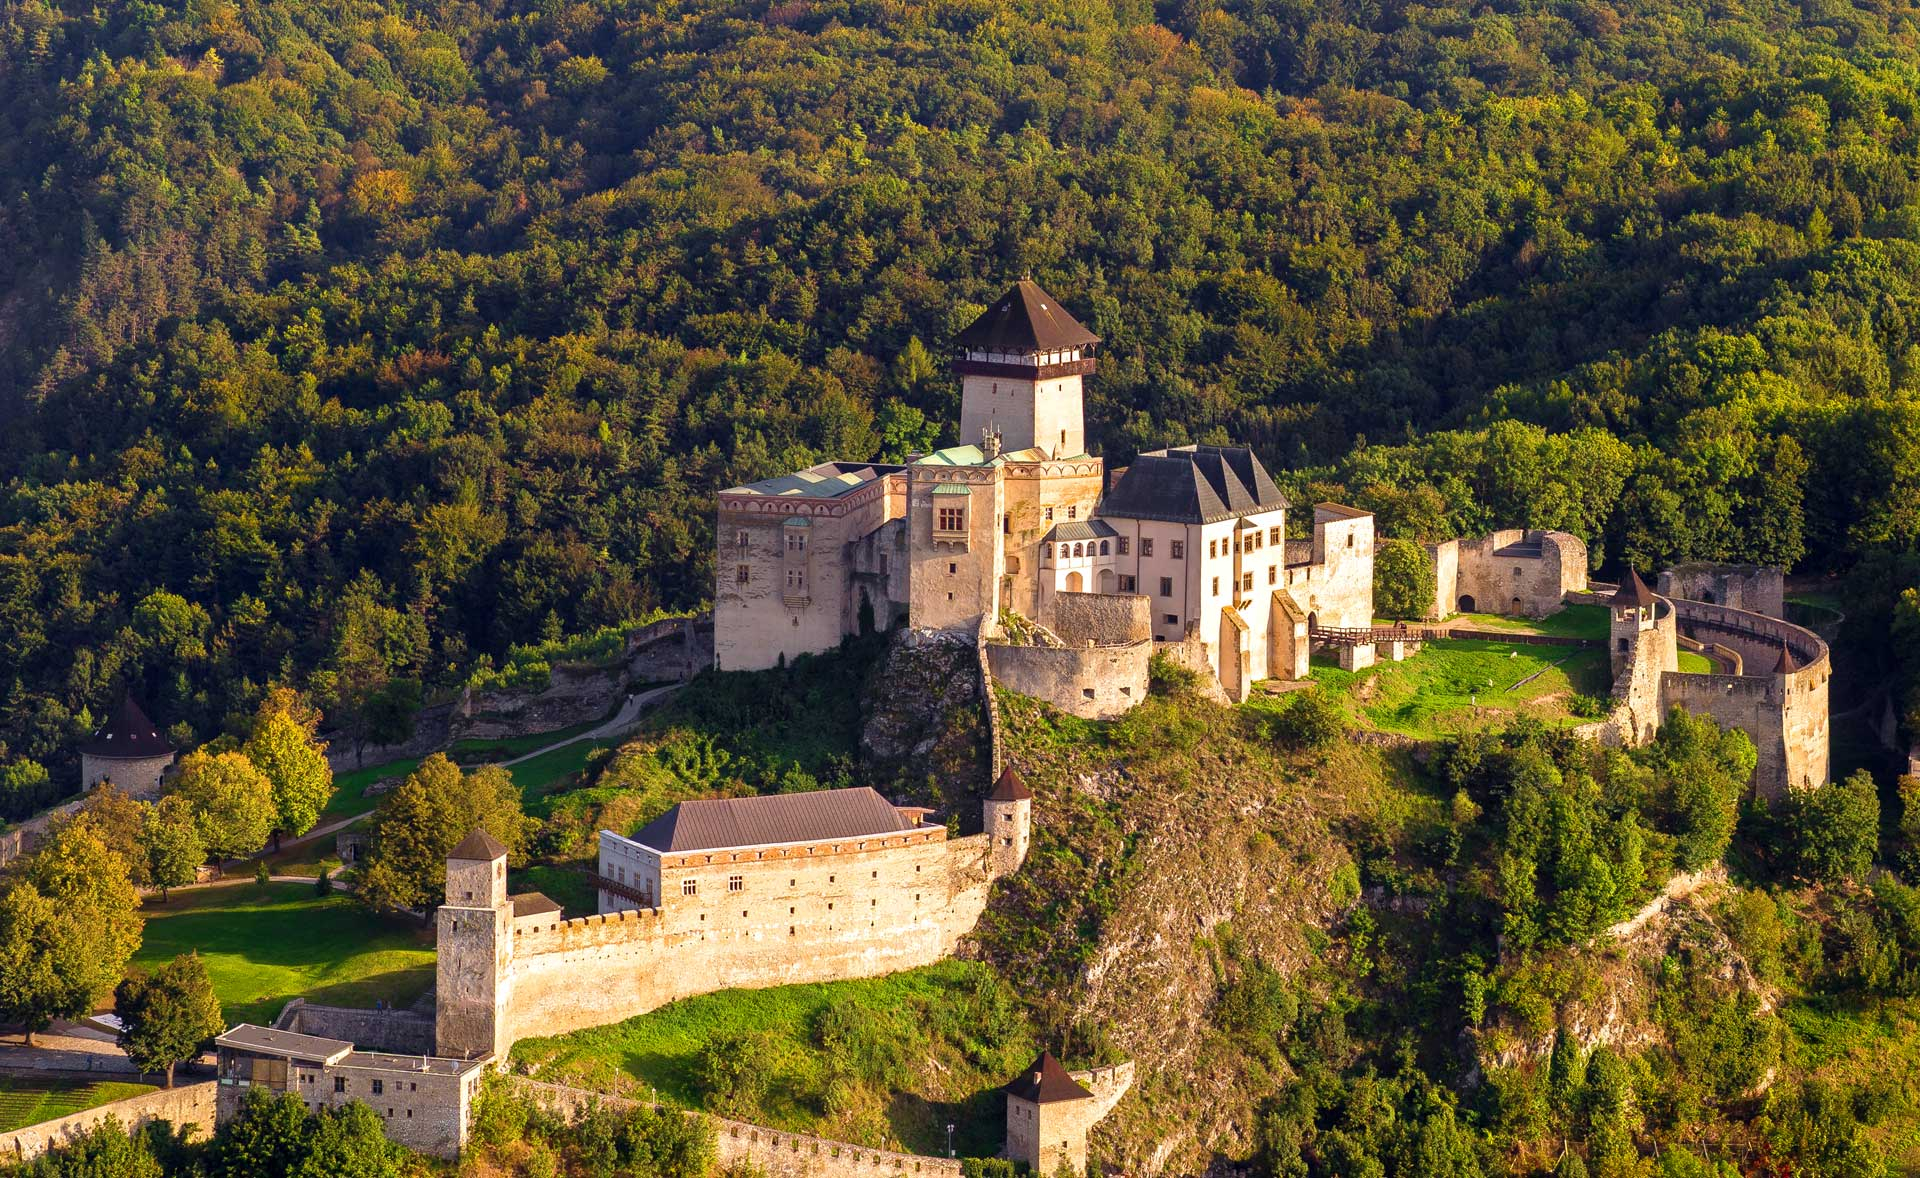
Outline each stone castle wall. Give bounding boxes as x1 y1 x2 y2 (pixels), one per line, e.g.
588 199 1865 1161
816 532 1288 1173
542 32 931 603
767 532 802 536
483 834 999 1049
0 1082 216 1162
276 998 436 1055
81 752 173 797
985 639 1151 719
1047 591 1152 646
1658 564 1785 619
1429 530 1588 619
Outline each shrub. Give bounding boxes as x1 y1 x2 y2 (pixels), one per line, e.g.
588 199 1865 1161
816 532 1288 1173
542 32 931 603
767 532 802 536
1780 770 1880 885
1265 689 1347 750
1147 651 1199 695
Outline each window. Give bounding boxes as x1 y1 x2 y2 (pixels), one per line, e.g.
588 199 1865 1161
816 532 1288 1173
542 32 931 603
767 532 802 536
1118 537 1130 555
335 1078 346 1093
1164 613 1178 624
1158 577 1173 597
1141 538 1153 557
1003 513 1011 534
1513 566 1524 579
786 532 806 553
728 875 743 892
1270 526 1282 545
682 879 698 896
1211 576 1220 596
1119 575 1137 592
372 1080 384 1095
1242 572 1253 591
948 562 957 574
735 564 750 584
1171 541 1185 559
1067 505 1077 520
1044 544 1053 559
937 506 965 532
1073 542 1084 557
1617 638 1629 652
1099 540 1109 555
1208 539 1217 559
785 569 805 592
1044 507 1054 522
734 530 749 549
1347 533 1354 548
1268 566 1277 585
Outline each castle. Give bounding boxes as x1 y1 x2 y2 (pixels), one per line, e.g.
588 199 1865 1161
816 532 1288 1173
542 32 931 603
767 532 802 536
714 279 1379 704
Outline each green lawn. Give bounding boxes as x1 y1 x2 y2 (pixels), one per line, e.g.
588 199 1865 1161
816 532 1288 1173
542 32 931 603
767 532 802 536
0 1079 156 1133
133 883 435 1026
509 960 1030 1158
508 865 599 916
449 719 603 764
1676 650 1714 673
1449 604 1610 640
512 739 620 814
1301 638 1610 738
319 757 421 822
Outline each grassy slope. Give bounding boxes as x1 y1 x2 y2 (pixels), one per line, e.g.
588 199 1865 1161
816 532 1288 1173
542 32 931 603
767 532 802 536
1301 638 1609 738
1451 604 1611 639
0 1080 155 1133
133 883 435 1025
509 960 1028 1157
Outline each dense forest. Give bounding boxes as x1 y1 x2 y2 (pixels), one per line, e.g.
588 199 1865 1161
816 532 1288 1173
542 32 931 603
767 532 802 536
5 0 1920 766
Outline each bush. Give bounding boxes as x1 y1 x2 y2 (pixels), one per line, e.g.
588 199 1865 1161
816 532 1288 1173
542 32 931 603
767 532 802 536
1265 689 1347 750
1147 651 1199 695
694 1030 780 1118
1780 770 1880 885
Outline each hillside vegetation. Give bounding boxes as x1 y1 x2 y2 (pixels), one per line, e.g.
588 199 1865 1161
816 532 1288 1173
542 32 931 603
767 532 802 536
9 0 1920 781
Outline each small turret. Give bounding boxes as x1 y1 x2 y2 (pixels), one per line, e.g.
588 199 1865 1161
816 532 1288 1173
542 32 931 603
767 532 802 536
984 766 1033 876
1609 569 1657 677
1003 1050 1095 1175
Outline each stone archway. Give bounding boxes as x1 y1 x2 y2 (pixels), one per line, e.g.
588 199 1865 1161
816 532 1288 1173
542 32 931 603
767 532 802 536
1098 568 1116 594
1066 571 1083 593
1458 594 1477 613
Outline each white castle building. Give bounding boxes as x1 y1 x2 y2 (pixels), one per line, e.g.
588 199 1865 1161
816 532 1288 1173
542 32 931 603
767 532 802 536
714 280 1376 700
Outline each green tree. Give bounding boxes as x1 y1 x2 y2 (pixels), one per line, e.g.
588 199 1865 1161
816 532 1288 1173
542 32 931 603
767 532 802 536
0 758 56 822
204 1089 313 1178
356 755 531 913
1373 537 1436 619
243 692 333 848
1783 771 1881 885
139 795 205 902
114 953 224 1087
294 1102 405 1178
0 824 144 1045
169 750 276 862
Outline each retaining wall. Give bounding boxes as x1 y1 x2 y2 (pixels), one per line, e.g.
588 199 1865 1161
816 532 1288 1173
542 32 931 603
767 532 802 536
1047 592 1152 646
0 1082 216 1161
275 998 437 1055
984 639 1151 719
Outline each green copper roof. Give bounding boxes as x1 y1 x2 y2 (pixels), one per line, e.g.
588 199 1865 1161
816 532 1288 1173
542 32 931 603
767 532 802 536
931 483 975 495
916 445 990 467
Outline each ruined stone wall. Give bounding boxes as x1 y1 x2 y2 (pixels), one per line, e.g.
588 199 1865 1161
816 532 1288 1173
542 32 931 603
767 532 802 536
1447 530 1588 618
276 998 436 1055
1047 592 1151 646
986 639 1151 719
493 835 997 1048
1425 539 1461 621
848 519 909 633
1283 508 1373 630
0 1082 216 1162
1659 564 1785 619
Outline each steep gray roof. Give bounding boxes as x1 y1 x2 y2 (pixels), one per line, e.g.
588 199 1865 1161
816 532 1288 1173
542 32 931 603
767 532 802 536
954 281 1100 352
1042 520 1118 544
81 695 172 759
631 787 924 853
1611 569 1655 609
1099 445 1289 525
450 828 508 861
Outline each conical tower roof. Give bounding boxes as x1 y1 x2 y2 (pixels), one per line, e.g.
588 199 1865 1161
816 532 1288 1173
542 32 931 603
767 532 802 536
1609 569 1655 609
1773 644 1801 674
80 695 173 759
450 828 508 861
953 280 1100 353
989 766 1033 802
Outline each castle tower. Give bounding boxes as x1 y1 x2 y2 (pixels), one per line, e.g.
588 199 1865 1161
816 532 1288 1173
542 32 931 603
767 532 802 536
434 828 513 1061
1004 1051 1096 1175
1609 569 1659 677
80 695 175 797
953 280 1100 459
985 766 1033 877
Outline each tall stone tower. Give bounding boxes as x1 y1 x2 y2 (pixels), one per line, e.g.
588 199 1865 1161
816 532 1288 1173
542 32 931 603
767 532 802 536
1004 1051 1096 1175
984 766 1033 877
953 280 1100 459
435 829 513 1061
1609 569 1659 678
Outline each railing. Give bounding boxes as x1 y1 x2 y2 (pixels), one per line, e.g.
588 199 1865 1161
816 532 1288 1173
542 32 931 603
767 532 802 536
585 872 653 909
1309 623 1447 647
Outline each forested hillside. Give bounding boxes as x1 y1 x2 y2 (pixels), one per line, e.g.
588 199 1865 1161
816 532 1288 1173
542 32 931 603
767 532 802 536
7 0 1920 765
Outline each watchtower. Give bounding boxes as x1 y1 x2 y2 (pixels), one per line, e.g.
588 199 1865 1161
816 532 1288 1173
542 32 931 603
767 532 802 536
1609 569 1659 678
434 829 513 1061
953 280 1100 459
1004 1051 1096 1175
985 766 1033 877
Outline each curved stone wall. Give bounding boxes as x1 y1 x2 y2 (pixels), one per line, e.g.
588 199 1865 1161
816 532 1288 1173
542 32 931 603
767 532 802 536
81 751 173 798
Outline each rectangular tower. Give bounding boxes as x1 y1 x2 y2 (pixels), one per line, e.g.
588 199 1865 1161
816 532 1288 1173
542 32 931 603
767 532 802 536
953 280 1100 459
435 830 513 1060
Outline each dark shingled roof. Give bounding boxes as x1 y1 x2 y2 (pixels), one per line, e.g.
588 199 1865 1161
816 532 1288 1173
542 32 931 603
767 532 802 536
1041 519 1118 544
1098 445 1289 525
631 786 924 853
81 695 173 759
1773 644 1801 674
512 892 562 918
1005 1052 1093 1104
450 828 508 861
954 281 1100 353
989 766 1032 802
1610 569 1656 609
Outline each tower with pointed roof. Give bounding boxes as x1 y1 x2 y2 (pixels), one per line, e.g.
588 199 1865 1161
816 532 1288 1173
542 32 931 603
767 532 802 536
1004 1050 1098 1174
1609 569 1660 678
954 279 1100 460
80 694 176 797
985 766 1033 876
435 829 514 1061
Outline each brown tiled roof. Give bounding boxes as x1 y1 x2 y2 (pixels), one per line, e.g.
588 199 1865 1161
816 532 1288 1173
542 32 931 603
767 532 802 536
81 695 173 759
1773 644 1801 674
1005 1051 1092 1104
511 892 561 918
1610 569 1655 609
954 281 1100 352
631 787 923 853
450 828 508 861
988 767 1032 802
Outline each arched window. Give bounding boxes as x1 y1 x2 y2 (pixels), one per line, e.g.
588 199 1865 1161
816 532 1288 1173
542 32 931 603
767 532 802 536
1073 542 1084 557
1044 544 1053 559
1099 540 1110 555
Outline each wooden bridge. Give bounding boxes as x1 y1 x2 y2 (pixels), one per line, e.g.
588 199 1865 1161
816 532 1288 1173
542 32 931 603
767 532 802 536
1309 622 1448 648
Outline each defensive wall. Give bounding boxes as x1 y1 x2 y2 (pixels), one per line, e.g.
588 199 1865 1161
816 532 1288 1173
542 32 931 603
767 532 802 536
1426 529 1588 620
444 828 1008 1055
984 592 1153 720
275 998 437 1056
1658 563 1784 619
0 1082 216 1161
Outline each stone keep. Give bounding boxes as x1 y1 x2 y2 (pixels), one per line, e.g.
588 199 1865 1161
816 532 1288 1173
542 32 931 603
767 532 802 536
435 829 514 1061
985 767 1033 877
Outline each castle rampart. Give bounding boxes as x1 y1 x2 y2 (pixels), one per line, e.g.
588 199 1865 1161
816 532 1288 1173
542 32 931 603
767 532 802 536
1427 529 1588 619
984 591 1153 719
1658 563 1784 619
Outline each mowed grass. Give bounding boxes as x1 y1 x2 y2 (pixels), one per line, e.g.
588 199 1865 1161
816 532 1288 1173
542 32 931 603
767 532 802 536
1676 649 1714 673
1450 604 1611 640
1307 638 1610 738
449 719 602 764
513 739 620 815
133 883 434 1026
319 757 420 822
0 1079 155 1132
